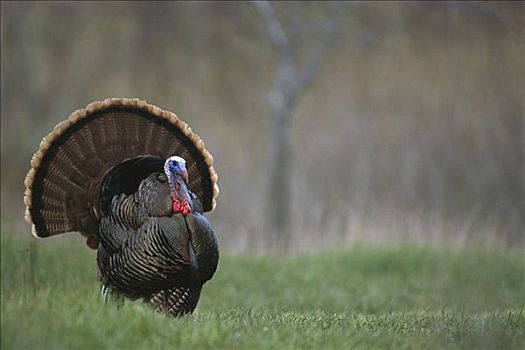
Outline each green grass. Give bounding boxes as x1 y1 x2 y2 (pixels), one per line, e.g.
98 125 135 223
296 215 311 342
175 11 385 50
1 233 524 349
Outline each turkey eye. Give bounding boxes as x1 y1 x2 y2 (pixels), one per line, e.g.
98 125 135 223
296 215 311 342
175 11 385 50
157 174 167 183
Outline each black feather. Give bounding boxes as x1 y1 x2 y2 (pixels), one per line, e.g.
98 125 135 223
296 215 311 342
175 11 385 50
97 173 218 316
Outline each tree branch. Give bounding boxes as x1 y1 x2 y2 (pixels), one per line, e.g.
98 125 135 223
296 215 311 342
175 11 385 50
293 3 341 97
253 0 288 49
254 1 342 107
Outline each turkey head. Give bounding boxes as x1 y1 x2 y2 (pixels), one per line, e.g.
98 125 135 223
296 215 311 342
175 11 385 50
164 156 192 216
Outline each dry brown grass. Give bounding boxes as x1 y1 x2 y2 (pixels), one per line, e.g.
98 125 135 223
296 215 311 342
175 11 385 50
2 2 523 251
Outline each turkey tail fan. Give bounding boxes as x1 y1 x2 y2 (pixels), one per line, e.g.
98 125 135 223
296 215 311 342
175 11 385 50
24 98 219 247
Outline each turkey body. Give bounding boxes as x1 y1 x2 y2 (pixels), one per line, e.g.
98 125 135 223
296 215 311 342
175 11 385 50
97 173 219 316
23 98 220 317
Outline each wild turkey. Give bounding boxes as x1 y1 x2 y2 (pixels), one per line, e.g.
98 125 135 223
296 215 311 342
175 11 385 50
23 98 219 317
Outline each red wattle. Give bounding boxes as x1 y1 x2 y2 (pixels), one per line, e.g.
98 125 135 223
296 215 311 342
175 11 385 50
181 203 191 216
173 201 191 216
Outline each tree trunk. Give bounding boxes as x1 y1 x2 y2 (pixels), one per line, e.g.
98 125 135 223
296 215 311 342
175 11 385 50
267 96 292 249
253 1 340 250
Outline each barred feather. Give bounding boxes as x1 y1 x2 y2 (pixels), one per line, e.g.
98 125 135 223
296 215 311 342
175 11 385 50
145 286 202 317
25 98 219 317
24 98 219 247
97 173 218 316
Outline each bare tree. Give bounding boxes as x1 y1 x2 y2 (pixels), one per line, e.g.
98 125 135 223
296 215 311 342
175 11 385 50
253 1 341 248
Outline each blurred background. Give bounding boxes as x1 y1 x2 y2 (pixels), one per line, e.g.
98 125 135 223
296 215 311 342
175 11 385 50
1 1 523 253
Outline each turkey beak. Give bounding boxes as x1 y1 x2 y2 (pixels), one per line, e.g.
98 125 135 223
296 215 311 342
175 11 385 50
182 168 189 186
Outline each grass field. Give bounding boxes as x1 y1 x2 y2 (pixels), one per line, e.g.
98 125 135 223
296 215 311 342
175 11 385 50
1 233 524 349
